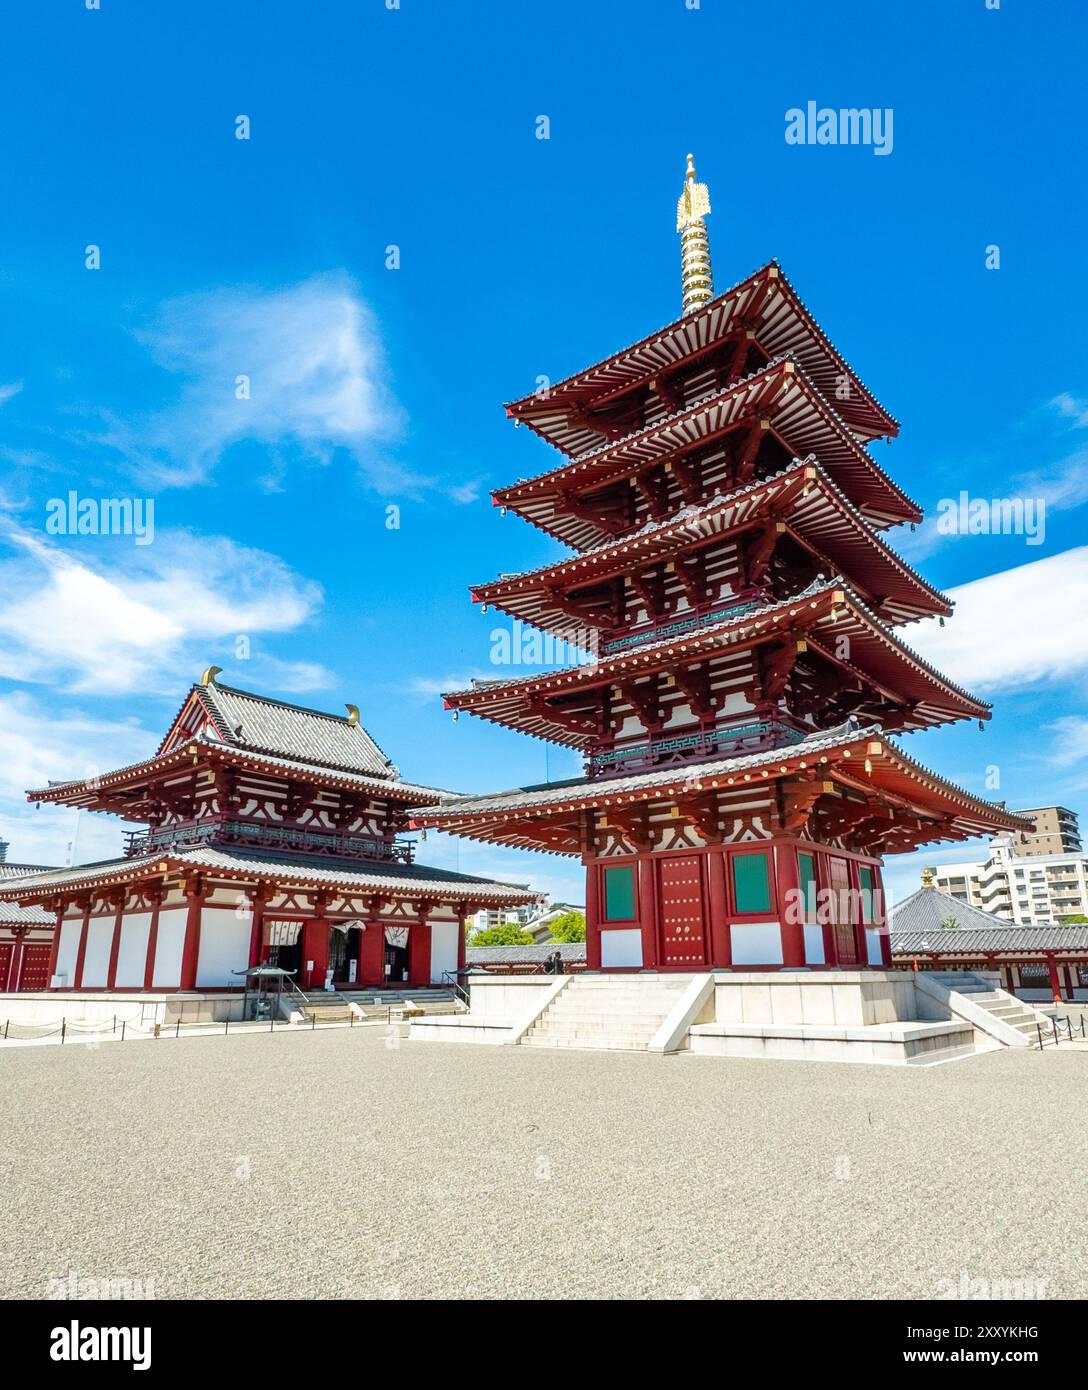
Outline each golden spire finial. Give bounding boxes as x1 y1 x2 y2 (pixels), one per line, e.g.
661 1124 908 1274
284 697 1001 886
921 866 935 889
676 152 714 316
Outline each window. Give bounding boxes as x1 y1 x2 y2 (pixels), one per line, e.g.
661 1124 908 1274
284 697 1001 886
858 865 876 923
602 865 636 921
732 851 771 914
797 852 818 921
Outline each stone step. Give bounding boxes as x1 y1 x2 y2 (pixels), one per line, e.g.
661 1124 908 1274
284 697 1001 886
528 1021 661 1040
904 1044 979 1067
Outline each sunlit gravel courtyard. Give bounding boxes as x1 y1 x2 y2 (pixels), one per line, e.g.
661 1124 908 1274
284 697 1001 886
1 1026 1084 1300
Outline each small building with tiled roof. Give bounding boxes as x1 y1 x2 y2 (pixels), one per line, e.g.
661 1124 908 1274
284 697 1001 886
466 942 587 973
0 672 539 998
0 863 58 992
890 878 1088 1004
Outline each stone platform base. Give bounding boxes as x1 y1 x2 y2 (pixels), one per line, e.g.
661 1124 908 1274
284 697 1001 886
410 969 1033 1066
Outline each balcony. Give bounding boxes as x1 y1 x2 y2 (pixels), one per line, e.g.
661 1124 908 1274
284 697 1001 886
588 719 807 779
122 818 414 864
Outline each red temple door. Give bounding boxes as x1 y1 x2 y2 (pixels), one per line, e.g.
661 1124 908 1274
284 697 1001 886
0 942 13 992
827 856 858 966
17 944 52 991
656 855 709 969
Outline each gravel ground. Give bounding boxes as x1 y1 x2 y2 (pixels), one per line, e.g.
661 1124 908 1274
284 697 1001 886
1 1026 1084 1301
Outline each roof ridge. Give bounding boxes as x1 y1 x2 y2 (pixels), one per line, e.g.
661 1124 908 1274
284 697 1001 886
206 681 365 727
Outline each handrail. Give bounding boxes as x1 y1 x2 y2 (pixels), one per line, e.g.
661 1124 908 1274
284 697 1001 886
442 970 471 1007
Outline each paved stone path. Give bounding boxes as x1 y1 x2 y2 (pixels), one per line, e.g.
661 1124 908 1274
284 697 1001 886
1 1027 1082 1300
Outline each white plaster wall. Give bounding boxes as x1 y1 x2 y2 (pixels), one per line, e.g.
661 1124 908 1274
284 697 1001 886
730 922 784 966
601 928 643 968
803 924 825 964
53 919 82 986
467 976 555 1019
152 908 188 988
429 921 458 984
81 919 115 988
196 906 252 988
114 912 153 988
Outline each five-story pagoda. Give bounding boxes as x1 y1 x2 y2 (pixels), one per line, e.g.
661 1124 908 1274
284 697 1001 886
412 155 1029 974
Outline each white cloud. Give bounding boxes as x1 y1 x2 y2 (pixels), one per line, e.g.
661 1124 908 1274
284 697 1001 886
1051 392 1088 429
909 546 1088 692
0 690 155 866
96 275 410 491
0 522 325 694
0 382 22 406
405 671 496 700
1043 715 1088 763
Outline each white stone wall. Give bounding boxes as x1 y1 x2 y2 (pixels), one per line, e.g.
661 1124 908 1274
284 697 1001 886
114 912 153 988
196 906 252 988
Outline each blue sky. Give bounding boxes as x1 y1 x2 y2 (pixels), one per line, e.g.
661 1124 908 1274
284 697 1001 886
0 0 1086 908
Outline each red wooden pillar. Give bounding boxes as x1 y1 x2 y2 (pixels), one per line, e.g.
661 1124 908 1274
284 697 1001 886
143 889 163 990
409 916 432 986
638 856 658 970
72 899 92 989
45 899 65 989
248 885 269 968
179 878 204 991
707 847 731 968
1047 955 1062 1005
7 929 25 991
358 922 385 986
456 907 468 977
300 920 329 991
775 841 804 968
105 893 125 989
584 858 601 972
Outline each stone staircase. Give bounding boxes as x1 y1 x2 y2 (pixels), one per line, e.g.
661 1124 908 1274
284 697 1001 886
521 974 692 1051
921 972 1055 1048
297 987 462 1023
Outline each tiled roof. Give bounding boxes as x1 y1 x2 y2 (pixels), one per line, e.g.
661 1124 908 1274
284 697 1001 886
413 720 883 818
889 885 1018 936
0 847 541 905
0 864 57 925
443 576 988 731
191 682 396 777
28 744 456 808
891 924 1088 955
467 943 587 966
503 260 899 443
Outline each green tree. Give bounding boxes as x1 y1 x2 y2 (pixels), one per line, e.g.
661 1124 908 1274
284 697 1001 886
1058 913 1088 924
547 911 586 943
471 923 535 947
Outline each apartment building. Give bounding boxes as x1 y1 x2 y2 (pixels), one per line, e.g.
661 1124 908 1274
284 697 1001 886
1009 805 1082 857
929 808 1088 925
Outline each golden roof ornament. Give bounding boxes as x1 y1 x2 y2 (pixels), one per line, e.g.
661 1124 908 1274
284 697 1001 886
200 665 222 687
921 865 935 889
676 152 714 316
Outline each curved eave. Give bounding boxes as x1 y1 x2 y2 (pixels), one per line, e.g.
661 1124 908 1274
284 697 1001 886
496 356 918 548
408 731 1027 854
504 261 899 449
445 581 989 746
0 850 540 907
25 744 457 812
474 459 951 635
